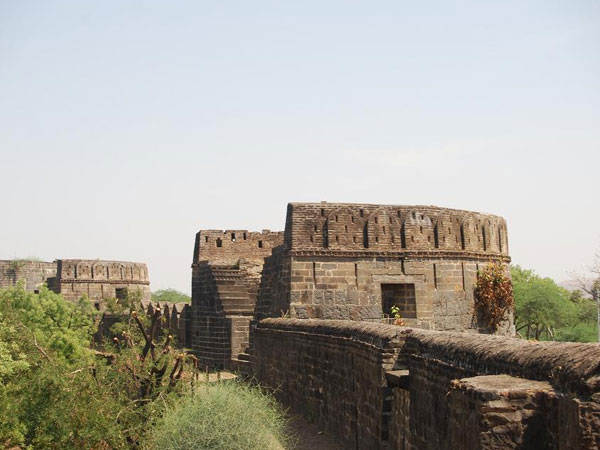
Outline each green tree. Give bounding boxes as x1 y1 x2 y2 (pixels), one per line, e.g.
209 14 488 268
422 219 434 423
511 265 573 340
511 265 598 342
151 289 191 303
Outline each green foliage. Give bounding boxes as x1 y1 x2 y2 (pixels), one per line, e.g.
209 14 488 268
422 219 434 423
146 381 292 450
0 285 289 450
151 289 191 304
511 266 597 342
0 284 96 366
474 263 514 331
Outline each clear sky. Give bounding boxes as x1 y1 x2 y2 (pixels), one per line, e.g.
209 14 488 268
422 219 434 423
1 0 598 294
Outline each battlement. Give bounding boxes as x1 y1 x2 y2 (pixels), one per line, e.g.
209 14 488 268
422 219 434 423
192 229 284 265
285 202 509 257
56 259 149 283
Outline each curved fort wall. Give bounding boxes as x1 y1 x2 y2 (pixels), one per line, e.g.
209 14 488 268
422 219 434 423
191 202 512 369
256 202 511 333
252 319 600 450
55 259 150 305
0 259 151 308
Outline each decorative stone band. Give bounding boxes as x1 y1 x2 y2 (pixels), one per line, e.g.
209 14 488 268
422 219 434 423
287 249 511 261
59 278 150 285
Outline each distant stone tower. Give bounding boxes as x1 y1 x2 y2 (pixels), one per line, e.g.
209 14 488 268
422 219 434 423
0 258 151 310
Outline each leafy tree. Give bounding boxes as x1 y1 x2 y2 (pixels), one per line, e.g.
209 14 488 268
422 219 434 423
511 265 572 340
511 265 597 342
151 289 191 303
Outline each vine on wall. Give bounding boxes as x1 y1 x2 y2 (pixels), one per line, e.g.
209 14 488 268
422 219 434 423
474 262 514 331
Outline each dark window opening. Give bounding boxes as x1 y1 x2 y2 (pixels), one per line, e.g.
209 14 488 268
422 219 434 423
433 225 439 248
216 238 223 247
116 288 128 302
314 225 318 232
382 226 386 234
33 289 40 294
412 212 416 219
482 228 487 251
498 229 503 252
353 236 357 243
243 232 247 240
335 215 338 222
94 302 100 311
375 236 379 243
205 236 209 242
231 233 236 241
321 208 325 216
310 235 314 243
359 209 364 217
460 225 466 249
258 240 263 248
381 284 416 319
362 224 368 248
351 216 355 223
400 224 406 248
374 216 378 223
345 225 348 233
335 235 339 243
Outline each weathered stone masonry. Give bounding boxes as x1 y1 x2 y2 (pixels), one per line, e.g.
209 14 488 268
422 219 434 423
256 202 511 332
191 230 283 368
54 259 150 306
252 319 600 450
0 258 151 308
0 260 57 292
192 202 513 369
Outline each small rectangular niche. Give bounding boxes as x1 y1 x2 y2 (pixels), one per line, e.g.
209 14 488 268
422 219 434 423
258 240 263 248
381 283 416 319
115 287 128 302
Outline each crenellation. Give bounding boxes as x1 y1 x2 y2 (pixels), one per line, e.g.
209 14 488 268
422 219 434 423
192 202 513 370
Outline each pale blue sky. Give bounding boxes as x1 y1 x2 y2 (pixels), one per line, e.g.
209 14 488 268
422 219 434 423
1 0 598 293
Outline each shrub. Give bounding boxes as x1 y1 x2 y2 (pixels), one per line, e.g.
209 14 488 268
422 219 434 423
474 263 514 331
146 381 292 450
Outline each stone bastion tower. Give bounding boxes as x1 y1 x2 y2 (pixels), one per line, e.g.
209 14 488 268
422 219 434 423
191 202 512 369
0 258 151 310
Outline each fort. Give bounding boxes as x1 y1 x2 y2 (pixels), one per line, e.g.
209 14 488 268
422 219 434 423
3 201 599 448
191 202 512 369
190 202 600 449
0 258 151 309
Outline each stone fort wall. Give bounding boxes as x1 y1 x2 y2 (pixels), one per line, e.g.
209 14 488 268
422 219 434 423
192 202 513 368
256 202 512 335
252 319 600 450
191 230 284 368
0 259 151 309
55 259 151 306
0 260 58 292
